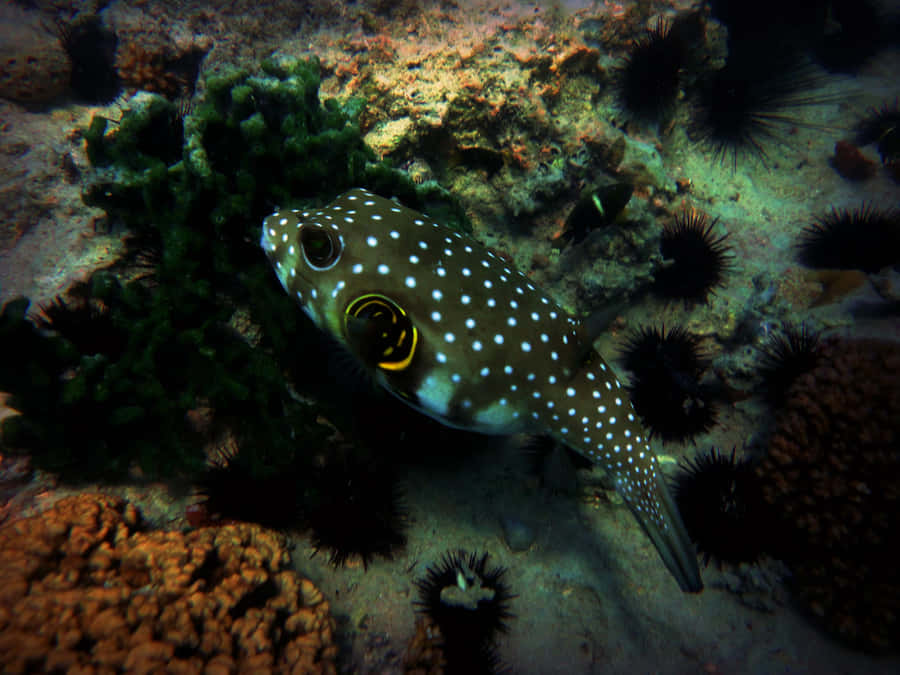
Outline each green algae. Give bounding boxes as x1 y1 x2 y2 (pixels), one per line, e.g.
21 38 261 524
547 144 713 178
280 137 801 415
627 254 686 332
0 56 468 482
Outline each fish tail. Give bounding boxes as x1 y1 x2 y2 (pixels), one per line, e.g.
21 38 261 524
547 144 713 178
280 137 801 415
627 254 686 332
628 470 703 593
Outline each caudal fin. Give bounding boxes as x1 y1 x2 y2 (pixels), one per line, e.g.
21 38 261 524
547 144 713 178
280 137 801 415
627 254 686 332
628 470 703 593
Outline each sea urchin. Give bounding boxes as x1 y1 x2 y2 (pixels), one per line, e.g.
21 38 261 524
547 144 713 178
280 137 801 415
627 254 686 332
194 441 307 531
617 19 685 125
620 324 717 443
856 98 900 167
756 323 823 407
796 204 900 273
652 210 734 305
415 549 514 673
673 447 771 565
690 47 833 168
307 452 407 569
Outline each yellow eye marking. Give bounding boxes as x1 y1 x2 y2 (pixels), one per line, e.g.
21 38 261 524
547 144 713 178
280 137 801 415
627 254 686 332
344 293 418 371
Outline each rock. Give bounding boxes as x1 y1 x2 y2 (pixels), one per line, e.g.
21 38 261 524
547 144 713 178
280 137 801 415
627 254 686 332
501 515 535 552
0 7 71 105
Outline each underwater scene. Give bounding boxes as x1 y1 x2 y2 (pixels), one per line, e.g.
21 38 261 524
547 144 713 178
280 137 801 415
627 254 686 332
0 0 898 672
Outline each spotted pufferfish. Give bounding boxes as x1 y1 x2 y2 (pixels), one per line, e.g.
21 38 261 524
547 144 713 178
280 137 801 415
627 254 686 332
261 188 703 593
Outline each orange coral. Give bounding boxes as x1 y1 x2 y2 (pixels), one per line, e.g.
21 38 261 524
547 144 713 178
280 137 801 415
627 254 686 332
115 42 182 98
0 494 337 673
759 338 900 650
403 617 445 675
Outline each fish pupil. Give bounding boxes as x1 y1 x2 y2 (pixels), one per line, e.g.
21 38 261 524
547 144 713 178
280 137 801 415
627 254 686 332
301 227 340 267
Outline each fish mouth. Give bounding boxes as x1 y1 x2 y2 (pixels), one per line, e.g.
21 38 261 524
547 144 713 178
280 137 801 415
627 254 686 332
630 471 704 593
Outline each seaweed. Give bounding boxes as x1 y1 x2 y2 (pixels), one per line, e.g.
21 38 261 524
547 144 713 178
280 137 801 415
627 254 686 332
2 56 464 481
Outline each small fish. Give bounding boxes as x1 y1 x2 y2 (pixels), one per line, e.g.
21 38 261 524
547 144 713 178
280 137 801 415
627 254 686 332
553 182 634 248
261 188 702 592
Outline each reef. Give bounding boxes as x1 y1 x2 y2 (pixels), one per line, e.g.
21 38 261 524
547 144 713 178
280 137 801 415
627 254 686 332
0 493 337 673
0 55 464 482
758 337 900 650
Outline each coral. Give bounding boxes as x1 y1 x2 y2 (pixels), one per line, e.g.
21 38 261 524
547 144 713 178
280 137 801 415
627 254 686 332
830 140 877 181
0 493 337 673
404 617 446 675
114 36 208 101
758 338 900 650
116 42 183 98
3 57 426 481
796 204 900 273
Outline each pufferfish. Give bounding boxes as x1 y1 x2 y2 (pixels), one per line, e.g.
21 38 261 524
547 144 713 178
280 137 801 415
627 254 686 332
261 188 703 593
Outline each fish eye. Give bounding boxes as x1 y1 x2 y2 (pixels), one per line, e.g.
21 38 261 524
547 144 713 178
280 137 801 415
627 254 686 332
300 226 342 270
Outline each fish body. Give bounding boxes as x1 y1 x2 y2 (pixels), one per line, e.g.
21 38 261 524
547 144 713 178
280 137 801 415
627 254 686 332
554 182 634 248
261 188 702 592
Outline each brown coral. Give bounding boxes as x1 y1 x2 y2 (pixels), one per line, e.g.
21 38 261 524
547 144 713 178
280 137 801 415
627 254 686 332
404 617 445 675
0 493 337 673
115 42 182 99
758 338 900 650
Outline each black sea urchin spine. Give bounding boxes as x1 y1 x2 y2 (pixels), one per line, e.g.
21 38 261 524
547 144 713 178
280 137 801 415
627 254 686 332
617 19 685 125
690 47 835 169
673 447 770 566
797 204 900 273
652 210 734 305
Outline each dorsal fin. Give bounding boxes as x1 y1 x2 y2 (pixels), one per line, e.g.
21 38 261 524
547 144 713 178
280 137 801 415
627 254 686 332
570 300 629 368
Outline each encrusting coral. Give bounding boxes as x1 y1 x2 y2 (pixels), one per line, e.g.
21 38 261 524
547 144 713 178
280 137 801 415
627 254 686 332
758 338 900 651
0 493 337 673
